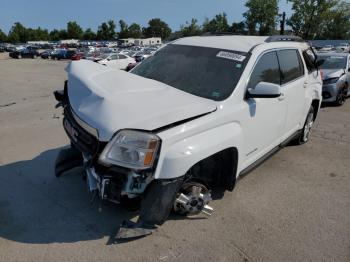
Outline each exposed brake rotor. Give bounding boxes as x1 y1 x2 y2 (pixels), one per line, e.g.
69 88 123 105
174 182 213 216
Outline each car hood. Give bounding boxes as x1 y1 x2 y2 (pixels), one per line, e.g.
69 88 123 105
321 69 345 80
66 60 217 141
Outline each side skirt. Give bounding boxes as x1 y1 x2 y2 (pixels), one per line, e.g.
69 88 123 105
238 130 302 179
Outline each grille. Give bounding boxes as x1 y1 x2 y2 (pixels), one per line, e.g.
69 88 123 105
63 106 99 157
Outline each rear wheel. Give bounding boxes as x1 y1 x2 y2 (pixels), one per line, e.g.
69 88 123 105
297 107 314 145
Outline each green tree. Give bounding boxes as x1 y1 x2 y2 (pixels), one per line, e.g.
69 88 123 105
97 20 116 40
49 29 60 41
8 22 27 43
231 22 247 35
317 0 350 39
128 23 143 38
0 29 7 42
202 13 230 33
180 18 202 37
287 0 338 39
118 20 129 38
143 18 172 39
67 21 83 39
83 28 97 40
244 0 279 35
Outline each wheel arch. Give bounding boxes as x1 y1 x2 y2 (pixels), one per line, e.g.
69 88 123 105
311 99 321 120
154 122 243 188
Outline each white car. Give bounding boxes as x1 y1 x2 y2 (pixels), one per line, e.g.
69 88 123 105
336 43 350 53
96 53 135 70
320 45 334 52
54 35 322 239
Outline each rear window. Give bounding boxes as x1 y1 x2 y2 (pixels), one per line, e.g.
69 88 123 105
277 49 304 84
131 44 248 101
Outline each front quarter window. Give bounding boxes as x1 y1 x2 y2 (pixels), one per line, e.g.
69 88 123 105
131 44 248 101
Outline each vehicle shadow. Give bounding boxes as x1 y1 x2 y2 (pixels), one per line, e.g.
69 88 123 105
0 147 137 245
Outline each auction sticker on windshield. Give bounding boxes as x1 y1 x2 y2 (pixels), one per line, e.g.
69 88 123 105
216 51 246 62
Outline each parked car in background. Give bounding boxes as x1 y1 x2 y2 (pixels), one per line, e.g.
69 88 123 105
51 49 76 60
96 53 136 70
40 50 53 59
0 45 5 52
134 50 155 62
71 52 85 61
320 45 334 52
126 62 139 72
318 53 350 105
336 43 350 53
9 47 39 59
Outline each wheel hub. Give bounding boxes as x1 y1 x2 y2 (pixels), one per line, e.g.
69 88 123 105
174 182 213 216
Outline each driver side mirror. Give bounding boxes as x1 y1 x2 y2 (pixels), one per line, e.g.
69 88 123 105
247 82 281 98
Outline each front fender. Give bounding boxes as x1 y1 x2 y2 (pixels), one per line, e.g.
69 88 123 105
154 122 242 179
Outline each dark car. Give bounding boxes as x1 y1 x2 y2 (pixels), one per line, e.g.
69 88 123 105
51 50 76 60
40 50 52 59
9 47 39 59
126 62 139 71
0 45 5 53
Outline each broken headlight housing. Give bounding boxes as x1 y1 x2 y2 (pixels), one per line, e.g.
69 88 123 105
99 130 160 170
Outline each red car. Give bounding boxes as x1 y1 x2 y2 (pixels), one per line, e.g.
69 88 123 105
71 52 84 61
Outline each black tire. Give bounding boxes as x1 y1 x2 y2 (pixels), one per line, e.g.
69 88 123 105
55 147 83 177
335 87 347 106
296 107 314 145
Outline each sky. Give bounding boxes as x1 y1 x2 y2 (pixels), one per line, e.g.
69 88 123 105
0 0 293 33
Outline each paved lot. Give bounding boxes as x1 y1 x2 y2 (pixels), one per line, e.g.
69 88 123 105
0 58 349 262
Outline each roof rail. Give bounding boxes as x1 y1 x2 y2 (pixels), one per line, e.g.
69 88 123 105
201 32 244 36
265 35 304 43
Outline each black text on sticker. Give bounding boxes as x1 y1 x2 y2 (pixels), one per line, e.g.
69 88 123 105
216 51 246 62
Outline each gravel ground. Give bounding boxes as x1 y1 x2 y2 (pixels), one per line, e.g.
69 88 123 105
0 58 349 262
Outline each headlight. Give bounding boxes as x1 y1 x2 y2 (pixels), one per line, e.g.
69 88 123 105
323 77 339 85
99 130 160 169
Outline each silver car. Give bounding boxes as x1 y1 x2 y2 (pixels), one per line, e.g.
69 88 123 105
318 53 350 105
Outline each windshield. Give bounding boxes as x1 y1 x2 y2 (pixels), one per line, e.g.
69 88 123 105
319 55 347 69
131 44 248 101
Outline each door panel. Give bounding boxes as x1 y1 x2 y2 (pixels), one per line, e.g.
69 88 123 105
277 49 306 137
242 51 287 168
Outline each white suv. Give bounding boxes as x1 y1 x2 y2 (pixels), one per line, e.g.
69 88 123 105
54 35 323 238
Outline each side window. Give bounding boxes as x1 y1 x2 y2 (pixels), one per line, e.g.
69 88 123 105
302 49 317 73
247 51 280 89
119 54 127 59
277 50 304 84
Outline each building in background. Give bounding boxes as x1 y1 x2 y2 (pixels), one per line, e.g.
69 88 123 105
119 37 162 46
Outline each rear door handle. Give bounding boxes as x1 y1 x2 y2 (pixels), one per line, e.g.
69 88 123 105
278 93 285 101
303 82 308 88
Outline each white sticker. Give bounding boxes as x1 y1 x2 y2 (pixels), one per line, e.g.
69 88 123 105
216 51 246 62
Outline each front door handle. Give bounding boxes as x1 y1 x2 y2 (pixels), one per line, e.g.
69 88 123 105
303 82 309 88
278 93 285 101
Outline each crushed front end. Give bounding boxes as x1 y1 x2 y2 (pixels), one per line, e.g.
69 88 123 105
53 83 184 239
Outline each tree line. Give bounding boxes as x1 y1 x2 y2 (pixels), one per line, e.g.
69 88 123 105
0 0 349 43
